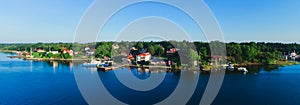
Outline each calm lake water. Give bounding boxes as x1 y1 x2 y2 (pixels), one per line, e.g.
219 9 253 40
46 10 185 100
1 52 300 105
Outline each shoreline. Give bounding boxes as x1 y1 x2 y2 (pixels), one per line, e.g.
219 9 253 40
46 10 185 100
23 58 89 62
233 61 299 67
201 61 299 71
0 50 18 53
2 51 299 69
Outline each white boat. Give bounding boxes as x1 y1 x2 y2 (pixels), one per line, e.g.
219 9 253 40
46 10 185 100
103 60 114 66
83 60 102 67
237 67 248 72
221 64 229 69
226 64 235 71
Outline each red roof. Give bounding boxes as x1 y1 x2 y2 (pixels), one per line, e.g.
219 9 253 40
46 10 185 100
127 54 134 59
138 53 151 57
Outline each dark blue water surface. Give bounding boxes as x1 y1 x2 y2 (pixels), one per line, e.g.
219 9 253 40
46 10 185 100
1 52 300 105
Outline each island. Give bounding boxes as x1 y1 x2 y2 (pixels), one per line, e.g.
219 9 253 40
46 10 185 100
1 41 299 71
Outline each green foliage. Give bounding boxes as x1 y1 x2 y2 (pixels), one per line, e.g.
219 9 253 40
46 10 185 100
188 48 198 66
95 43 112 58
63 53 72 59
154 45 164 57
148 45 155 55
135 42 144 49
45 53 53 58
33 52 40 58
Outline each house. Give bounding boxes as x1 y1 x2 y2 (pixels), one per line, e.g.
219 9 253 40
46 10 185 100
63 48 74 56
121 52 128 56
84 46 95 56
84 46 90 51
167 48 179 54
47 51 59 54
131 47 138 51
36 48 46 53
127 54 134 62
86 49 95 55
290 50 299 60
112 44 119 50
136 52 151 62
22 51 33 58
210 55 221 65
150 57 166 66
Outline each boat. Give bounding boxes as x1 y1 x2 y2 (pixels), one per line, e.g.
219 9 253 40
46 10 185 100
102 60 114 66
237 67 248 72
96 63 109 68
226 63 235 71
221 64 229 69
83 60 102 67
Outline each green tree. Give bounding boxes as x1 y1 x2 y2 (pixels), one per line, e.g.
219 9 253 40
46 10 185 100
95 44 112 58
33 52 40 58
154 45 164 57
63 53 72 59
136 42 144 49
188 48 198 66
148 45 155 55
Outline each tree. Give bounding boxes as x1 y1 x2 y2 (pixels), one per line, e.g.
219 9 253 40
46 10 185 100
46 53 53 58
63 53 72 59
188 48 198 66
154 45 164 57
95 44 112 58
148 45 155 55
136 42 144 49
33 52 40 58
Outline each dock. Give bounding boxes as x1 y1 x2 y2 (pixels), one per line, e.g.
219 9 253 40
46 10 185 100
97 67 115 71
7 56 22 59
96 64 172 71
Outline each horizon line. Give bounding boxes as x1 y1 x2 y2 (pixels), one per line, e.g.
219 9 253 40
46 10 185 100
0 40 299 44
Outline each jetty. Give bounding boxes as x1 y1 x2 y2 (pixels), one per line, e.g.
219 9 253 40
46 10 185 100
7 56 22 59
96 63 172 71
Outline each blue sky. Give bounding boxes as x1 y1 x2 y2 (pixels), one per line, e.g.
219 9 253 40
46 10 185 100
0 0 299 43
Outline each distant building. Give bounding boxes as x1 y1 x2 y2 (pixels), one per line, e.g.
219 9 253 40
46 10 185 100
121 52 128 56
112 44 119 50
290 50 299 61
131 47 138 51
167 48 178 54
84 46 90 51
84 46 95 56
291 51 297 58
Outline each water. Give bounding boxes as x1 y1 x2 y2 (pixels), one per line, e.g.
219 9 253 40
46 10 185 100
0 52 86 104
0 52 300 105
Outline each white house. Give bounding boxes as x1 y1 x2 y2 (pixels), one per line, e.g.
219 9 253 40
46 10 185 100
47 51 59 54
136 53 151 62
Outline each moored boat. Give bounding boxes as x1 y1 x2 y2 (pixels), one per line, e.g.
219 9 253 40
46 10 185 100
83 60 102 67
226 63 235 71
237 67 248 72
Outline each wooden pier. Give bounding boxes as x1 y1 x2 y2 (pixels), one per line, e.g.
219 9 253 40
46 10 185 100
7 56 22 59
97 67 115 71
96 64 172 71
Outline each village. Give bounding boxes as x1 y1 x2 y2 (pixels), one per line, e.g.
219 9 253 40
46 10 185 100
3 42 300 73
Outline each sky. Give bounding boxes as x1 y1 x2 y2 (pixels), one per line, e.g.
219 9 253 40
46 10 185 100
0 0 299 43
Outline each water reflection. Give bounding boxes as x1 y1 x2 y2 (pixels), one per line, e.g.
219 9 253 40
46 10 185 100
97 68 181 104
126 67 181 78
230 63 300 74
